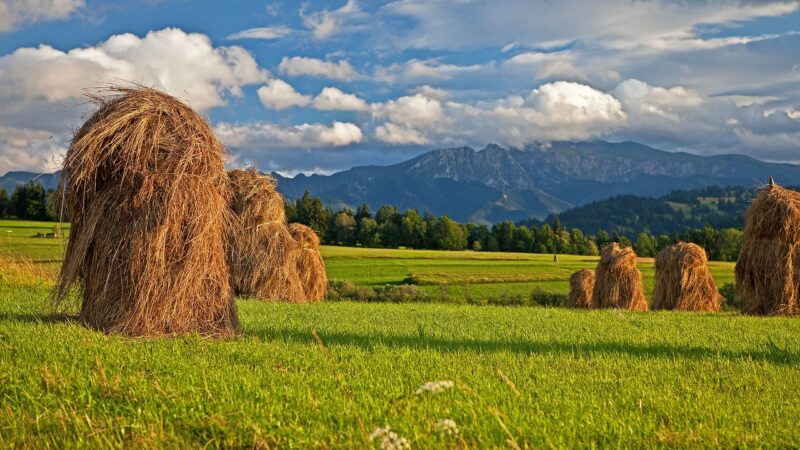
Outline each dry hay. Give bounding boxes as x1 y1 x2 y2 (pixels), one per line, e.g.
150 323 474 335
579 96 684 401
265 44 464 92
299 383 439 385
567 269 595 308
735 183 800 315
55 87 238 337
288 223 328 301
591 243 649 311
652 242 722 312
227 169 307 302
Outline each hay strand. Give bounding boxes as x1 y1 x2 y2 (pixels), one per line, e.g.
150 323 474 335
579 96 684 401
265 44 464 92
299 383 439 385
567 269 594 308
591 243 648 311
55 87 237 337
652 242 722 312
735 183 800 315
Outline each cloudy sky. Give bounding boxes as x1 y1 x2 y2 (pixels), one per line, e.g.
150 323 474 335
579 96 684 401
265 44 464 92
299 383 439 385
1 0 799 175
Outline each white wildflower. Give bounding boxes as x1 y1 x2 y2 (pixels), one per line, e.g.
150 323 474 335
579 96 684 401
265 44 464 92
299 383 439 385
435 419 459 436
369 426 410 450
415 380 454 395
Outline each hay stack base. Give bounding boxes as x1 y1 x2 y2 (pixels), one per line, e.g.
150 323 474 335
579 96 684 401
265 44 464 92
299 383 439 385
567 269 594 308
652 242 722 312
591 243 648 311
55 87 237 337
288 223 328 301
227 169 326 303
735 183 800 315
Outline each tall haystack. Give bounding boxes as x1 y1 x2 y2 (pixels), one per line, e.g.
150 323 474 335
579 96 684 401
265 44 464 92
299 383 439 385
567 269 594 308
288 223 328 301
55 87 238 337
735 183 800 315
227 169 306 302
652 242 722 312
592 243 648 311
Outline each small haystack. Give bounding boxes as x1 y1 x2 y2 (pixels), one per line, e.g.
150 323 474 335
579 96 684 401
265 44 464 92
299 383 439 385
55 87 238 336
288 223 328 301
652 242 722 312
227 169 306 302
735 182 800 315
567 269 595 308
591 243 648 311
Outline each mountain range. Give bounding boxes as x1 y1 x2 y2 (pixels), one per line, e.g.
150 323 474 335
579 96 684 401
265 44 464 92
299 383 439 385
4 141 800 224
274 141 800 223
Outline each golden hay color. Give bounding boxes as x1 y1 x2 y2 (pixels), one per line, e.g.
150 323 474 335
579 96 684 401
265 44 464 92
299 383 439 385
288 223 328 301
591 243 649 311
227 169 307 302
567 269 595 308
652 242 723 312
55 87 238 337
735 183 800 315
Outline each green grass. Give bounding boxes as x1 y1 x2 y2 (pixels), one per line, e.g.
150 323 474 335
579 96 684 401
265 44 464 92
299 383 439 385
3 219 796 447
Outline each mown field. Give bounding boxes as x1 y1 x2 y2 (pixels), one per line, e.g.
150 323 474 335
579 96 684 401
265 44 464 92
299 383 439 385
2 219 799 448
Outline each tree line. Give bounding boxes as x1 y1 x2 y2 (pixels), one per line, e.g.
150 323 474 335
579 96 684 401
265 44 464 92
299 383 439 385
286 192 745 261
1 184 744 262
0 181 65 221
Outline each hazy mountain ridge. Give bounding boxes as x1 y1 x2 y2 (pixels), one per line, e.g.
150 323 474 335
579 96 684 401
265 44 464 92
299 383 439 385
273 141 800 223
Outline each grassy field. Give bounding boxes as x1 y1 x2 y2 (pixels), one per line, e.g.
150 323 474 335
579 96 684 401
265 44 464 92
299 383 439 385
2 219 799 448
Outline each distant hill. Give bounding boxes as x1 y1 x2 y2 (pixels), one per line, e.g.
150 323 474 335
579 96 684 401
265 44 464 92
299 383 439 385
274 141 800 223
0 171 60 194
519 185 775 237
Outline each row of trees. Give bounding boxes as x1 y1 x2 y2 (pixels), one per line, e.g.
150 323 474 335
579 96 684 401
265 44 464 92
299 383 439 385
285 192 745 261
0 185 744 262
0 181 64 221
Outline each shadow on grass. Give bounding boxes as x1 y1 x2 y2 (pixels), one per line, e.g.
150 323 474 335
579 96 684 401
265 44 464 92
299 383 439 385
245 326 800 365
0 312 77 324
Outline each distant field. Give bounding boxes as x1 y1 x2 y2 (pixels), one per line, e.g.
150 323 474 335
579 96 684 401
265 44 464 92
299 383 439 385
0 219 736 302
2 219 798 447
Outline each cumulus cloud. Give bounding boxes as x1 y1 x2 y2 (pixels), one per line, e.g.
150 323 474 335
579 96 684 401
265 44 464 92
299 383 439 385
312 87 368 111
215 121 363 149
226 26 293 40
371 81 626 147
300 0 363 40
278 56 360 81
374 58 488 83
257 78 311 110
0 0 84 32
0 125 65 172
0 27 268 111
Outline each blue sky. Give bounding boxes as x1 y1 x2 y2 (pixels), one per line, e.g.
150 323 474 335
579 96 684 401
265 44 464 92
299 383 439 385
0 0 799 175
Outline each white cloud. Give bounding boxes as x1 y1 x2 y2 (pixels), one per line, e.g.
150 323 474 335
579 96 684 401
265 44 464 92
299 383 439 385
278 56 360 81
0 0 84 32
374 58 488 83
535 59 588 82
312 87 368 111
0 27 268 111
257 78 311 110
410 85 450 101
226 26 293 40
0 125 65 172
300 0 362 41
215 121 363 149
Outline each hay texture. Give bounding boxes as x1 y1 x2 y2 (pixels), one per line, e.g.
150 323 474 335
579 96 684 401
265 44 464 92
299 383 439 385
567 269 595 308
288 223 328 301
735 183 800 315
227 169 308 302
591 243 649 311
652 242 722 312
55 87 238 337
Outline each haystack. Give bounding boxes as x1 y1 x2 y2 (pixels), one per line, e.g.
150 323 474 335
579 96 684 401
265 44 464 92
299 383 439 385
652 242 722 312
735 183 800 315
591 243 648 311
55 87 238 336
288 223 328 301
567 269 594 308
227 169 306 302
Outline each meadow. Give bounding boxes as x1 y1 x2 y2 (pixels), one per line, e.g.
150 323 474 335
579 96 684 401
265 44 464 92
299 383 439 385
2 219 799 448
